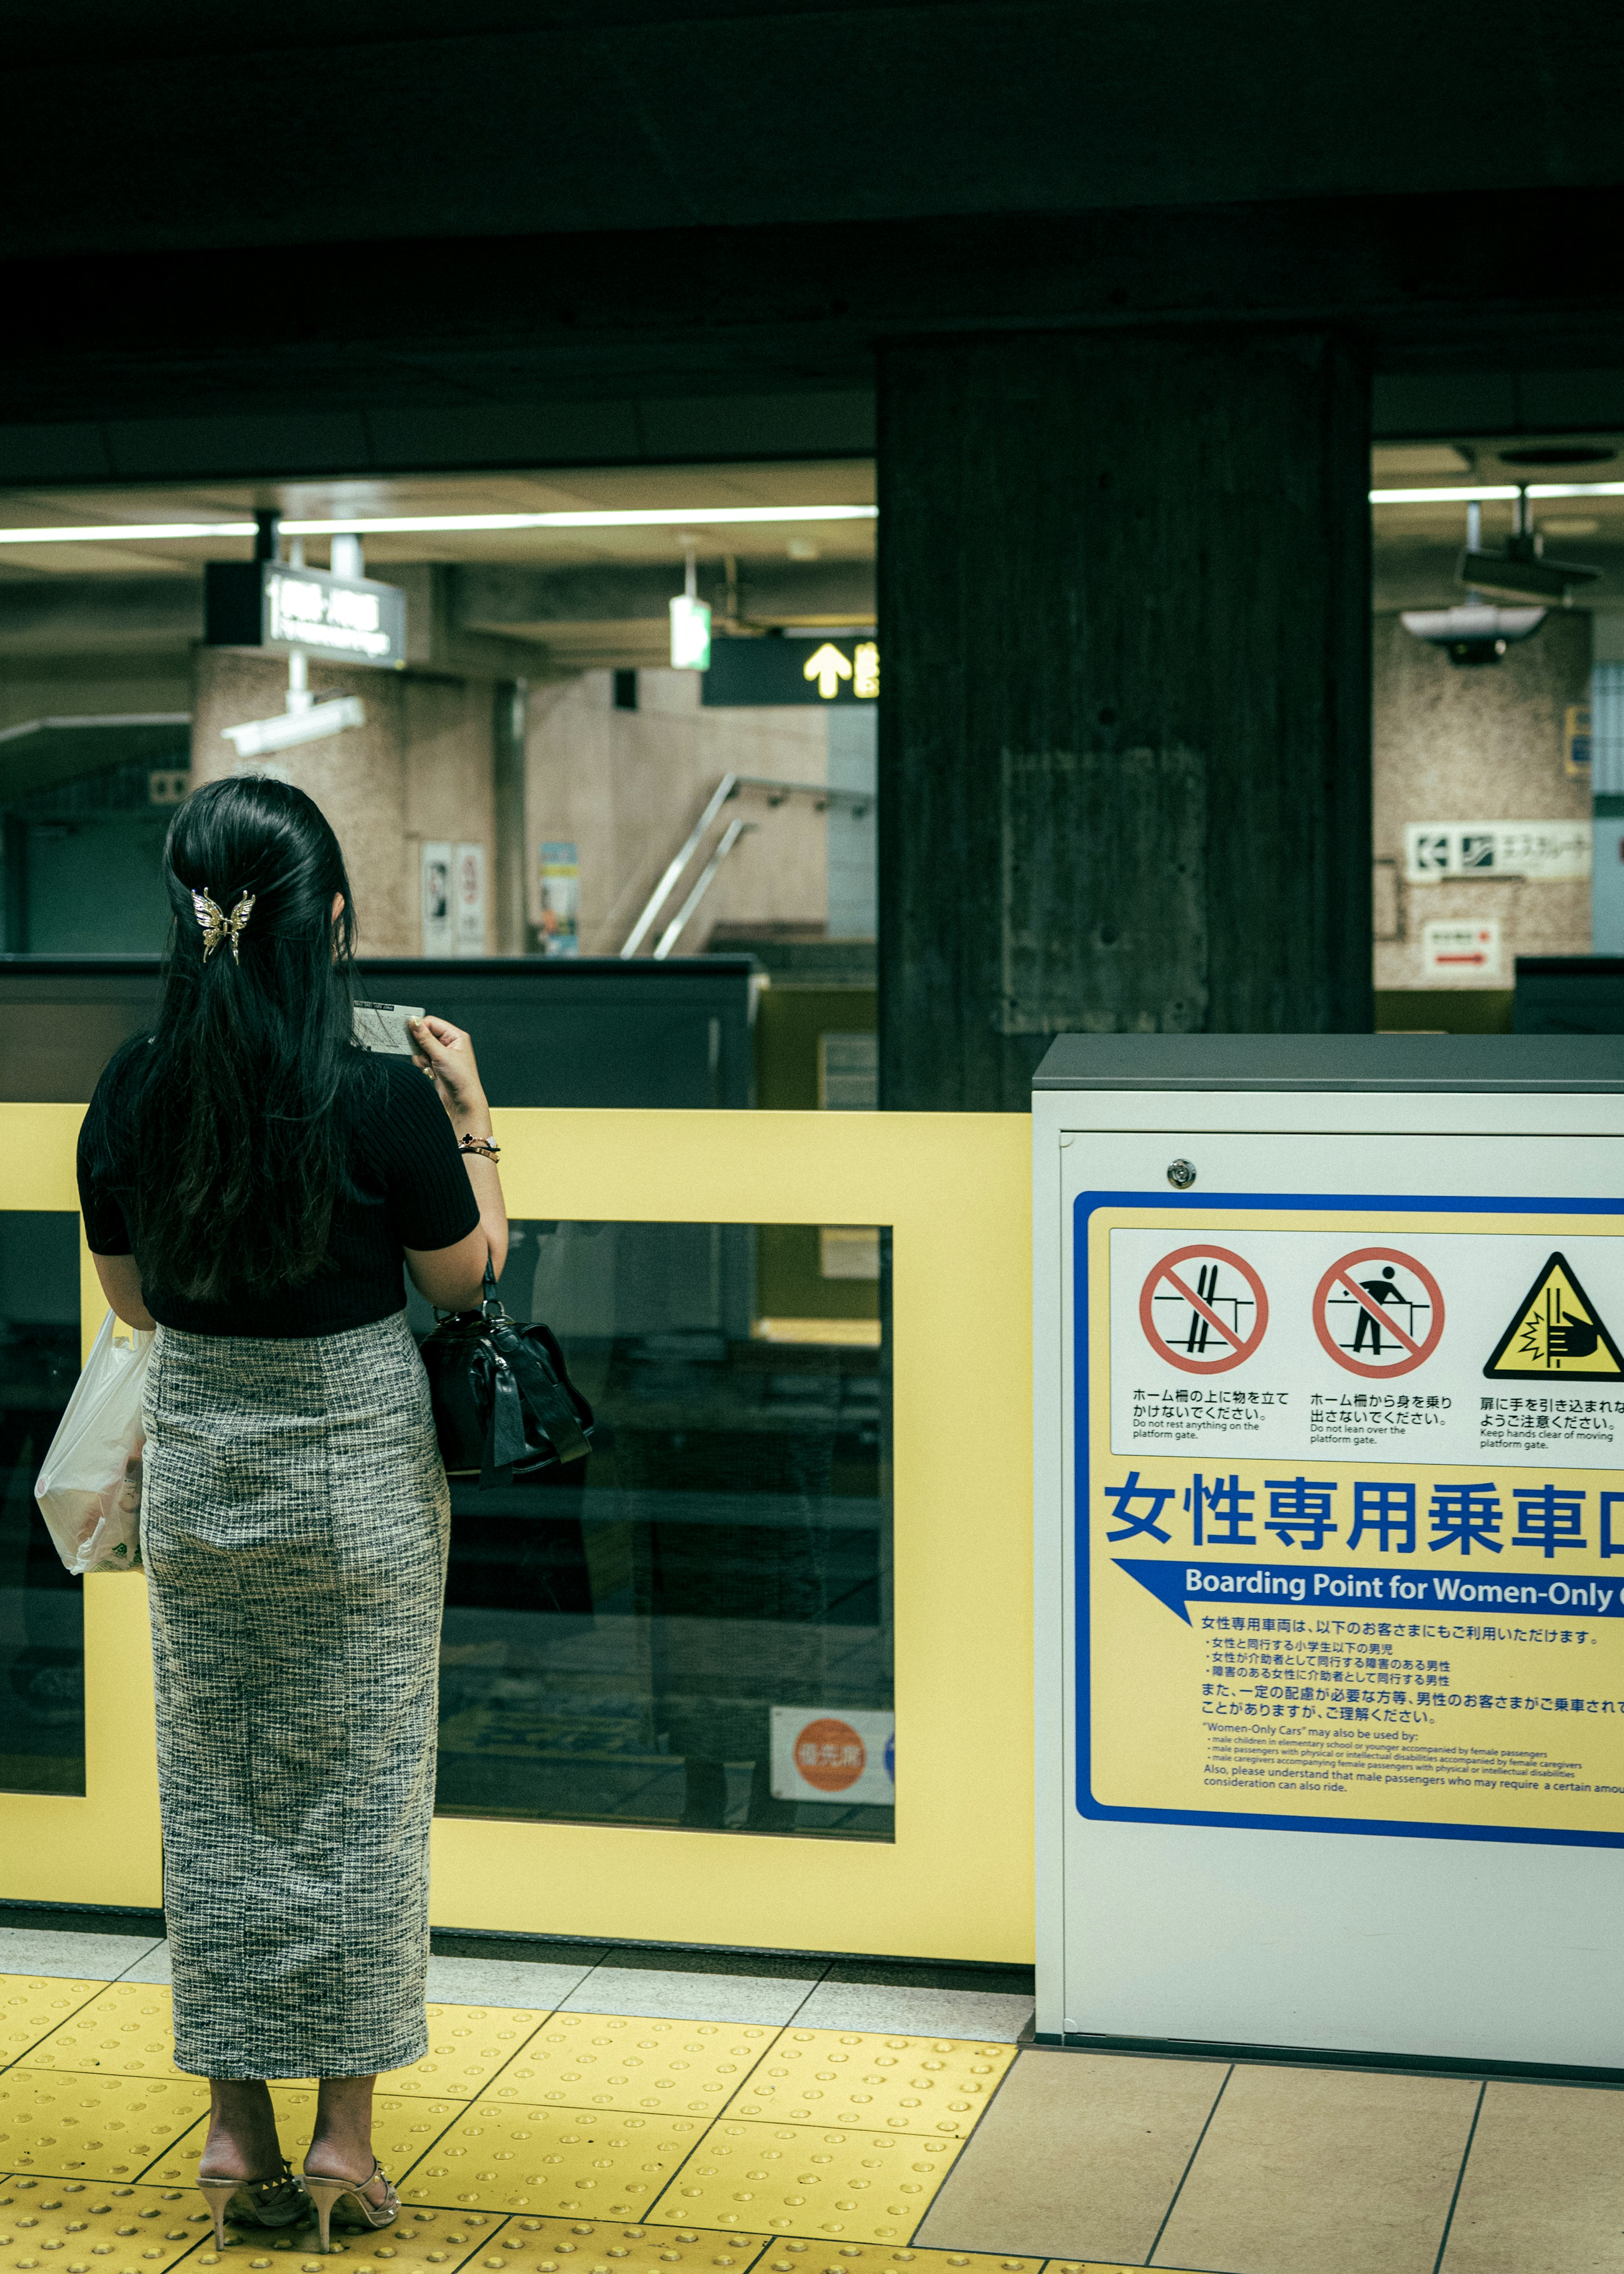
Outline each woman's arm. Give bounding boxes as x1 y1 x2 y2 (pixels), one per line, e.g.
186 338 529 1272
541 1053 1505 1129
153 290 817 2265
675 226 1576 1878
402 1013 510 1311
92 1252 157 1332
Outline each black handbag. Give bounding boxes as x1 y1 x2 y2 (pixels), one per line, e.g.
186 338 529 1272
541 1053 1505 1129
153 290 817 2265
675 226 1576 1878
419 1260 595 1487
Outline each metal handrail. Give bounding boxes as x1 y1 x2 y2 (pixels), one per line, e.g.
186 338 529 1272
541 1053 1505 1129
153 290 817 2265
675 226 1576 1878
618 773 875 958
653 817 757 959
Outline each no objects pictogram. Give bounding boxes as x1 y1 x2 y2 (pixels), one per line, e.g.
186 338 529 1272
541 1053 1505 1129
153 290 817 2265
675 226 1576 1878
1314 1246 1444 1378
1139 1244 1269 1375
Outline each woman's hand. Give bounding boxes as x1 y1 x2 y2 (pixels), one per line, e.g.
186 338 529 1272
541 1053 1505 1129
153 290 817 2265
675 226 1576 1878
405 1013 508 1298
409 1015 489 1131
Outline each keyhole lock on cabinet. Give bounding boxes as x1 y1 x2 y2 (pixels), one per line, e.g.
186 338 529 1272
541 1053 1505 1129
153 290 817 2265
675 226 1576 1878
1166 1159 1197 1188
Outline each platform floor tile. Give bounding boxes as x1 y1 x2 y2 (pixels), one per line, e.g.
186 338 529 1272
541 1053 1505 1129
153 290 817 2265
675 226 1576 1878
379 2013 553 2104
27 1996 545 2108
26 1990 187 2082
211 2201 509 2274
0 1989 108 2075
721 2040 1014 2139
488 2020 780 2121
398 2106 708 2220
646 2122 961 2245
0 2175 211 2274
457 2216 770 2274
0 2074 209 2184
195 2203 513 2274
758 2247 1041 2274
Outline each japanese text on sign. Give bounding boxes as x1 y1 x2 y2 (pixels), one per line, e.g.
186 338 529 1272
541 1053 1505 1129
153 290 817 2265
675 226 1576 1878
1081 1192 1624 1846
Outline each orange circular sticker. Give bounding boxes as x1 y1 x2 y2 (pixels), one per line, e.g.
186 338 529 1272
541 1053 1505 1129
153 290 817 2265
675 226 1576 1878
792 1716 867 1792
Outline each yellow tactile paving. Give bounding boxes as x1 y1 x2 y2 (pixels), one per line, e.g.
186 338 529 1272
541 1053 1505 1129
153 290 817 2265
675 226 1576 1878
26 1990 186 2082
467 2217 769 2274
0 2072 209 2183
139 2094 466 2190
0 2003 1024 2256
0 1986 107 2073
398 2106 708 2219
490 2020 778 2121
339 2207 507 2272
195 2204 509 2273
379 2013 550 2103
645 2123 961 2245
721 2039 1014 2139
25 1994 543 2104
0 2178 209 2274
759 2253 1039 2274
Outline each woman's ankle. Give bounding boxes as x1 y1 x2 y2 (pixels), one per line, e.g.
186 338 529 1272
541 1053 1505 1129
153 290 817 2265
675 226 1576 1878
304 2135 377 2186
202 2084 281 2178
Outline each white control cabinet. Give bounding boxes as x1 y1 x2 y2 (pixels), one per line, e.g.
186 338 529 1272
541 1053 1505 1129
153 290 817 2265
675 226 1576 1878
1034 1034 1624 2066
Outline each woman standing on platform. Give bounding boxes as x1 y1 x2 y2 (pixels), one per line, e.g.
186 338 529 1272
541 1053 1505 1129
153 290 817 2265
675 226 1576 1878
76 777 507 2253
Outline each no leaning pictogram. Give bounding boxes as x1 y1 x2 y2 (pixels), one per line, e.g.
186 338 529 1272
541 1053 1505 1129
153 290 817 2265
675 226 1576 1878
1139 1244 1269 1374
1313 1245 1445 1378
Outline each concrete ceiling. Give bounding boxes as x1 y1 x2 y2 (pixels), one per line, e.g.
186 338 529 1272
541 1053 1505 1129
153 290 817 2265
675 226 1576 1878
5 440 1624 681
1371 438 1624 611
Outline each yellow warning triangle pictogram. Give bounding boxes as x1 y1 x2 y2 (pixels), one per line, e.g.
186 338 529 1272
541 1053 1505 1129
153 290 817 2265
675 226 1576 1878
1483 1250 1624 1379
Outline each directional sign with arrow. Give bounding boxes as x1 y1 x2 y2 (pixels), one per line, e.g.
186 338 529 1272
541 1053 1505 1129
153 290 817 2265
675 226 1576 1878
702 634 880 706
803 642 853 699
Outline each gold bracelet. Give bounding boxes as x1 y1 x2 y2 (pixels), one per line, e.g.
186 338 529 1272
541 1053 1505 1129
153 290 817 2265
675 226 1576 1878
458 1134 501 1160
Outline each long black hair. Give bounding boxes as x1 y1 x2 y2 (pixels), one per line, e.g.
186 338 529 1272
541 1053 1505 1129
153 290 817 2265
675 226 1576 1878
115 776 367 1302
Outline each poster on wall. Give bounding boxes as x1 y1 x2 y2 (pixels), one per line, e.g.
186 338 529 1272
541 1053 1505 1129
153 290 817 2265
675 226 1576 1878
537 841 580 958
1421 918 1501 980
1076 1189 1624 1851
454 842 486 957
421 840 453 956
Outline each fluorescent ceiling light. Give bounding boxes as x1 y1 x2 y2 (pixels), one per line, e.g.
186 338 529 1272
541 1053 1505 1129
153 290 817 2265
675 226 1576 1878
1372 483 1624 505
0 522 262 544
1371 487 1520 505
285 506 877 533
2 484 1620 547
221 696 365 757
0 505 877 546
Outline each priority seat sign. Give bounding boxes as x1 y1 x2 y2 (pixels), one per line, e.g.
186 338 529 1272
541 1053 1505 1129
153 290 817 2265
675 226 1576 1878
1081 1186 1624 1851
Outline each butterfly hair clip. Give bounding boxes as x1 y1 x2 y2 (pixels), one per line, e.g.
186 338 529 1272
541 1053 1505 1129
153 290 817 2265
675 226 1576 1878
191 887 256 965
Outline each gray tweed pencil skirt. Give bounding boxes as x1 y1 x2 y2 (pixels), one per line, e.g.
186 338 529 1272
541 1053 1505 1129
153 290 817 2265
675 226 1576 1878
140 1307 450 2081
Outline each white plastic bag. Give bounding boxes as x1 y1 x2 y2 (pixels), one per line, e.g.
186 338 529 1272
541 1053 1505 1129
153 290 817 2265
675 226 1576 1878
35 1310 154 1576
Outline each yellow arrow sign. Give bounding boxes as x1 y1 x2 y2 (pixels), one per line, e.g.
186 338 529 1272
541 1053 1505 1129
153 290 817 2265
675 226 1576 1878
803 642 853 699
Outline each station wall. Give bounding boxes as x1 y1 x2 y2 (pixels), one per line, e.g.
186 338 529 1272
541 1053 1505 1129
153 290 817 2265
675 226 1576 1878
1372 607 1592 1001
191 649 496 958
523 667 832 956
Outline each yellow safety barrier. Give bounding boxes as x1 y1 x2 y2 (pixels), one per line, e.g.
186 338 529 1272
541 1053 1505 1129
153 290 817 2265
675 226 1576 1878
1 1106 1034 1963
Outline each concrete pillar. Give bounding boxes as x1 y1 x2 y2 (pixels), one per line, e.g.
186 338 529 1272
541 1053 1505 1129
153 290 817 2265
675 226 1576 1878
876 329 1373 1109
491 679 528 955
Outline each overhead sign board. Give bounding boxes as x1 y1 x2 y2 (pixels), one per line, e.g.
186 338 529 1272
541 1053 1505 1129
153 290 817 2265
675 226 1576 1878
702 634 878 707
205 560 407 670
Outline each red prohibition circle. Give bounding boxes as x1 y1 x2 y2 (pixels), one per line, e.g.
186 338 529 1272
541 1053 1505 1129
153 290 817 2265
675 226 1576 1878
1313 1245 1445 1379
1139 1244 1269 1375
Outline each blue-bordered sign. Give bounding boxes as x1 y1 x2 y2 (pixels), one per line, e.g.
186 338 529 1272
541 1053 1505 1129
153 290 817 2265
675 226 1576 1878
1075 1186 1624 1851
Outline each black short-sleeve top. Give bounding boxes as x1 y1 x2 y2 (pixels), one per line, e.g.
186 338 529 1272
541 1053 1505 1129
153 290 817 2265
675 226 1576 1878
77 1042 481 1338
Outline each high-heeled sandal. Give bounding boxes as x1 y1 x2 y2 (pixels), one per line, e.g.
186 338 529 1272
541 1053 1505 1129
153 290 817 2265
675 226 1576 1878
196 2159 307 2249
302 2160 399 2255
